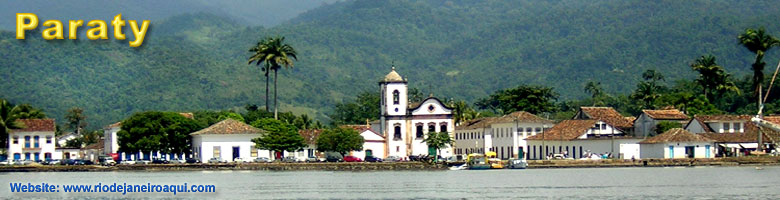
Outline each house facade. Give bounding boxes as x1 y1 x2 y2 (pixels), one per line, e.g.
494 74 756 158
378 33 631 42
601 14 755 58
378 67 454 159
639 128 715 159
7 119 57 161
684 115 773 157
526 120 642 160
103 122 121 155
190 119 269 163
453 111 553 160
633 109 689 138
574 107 635 135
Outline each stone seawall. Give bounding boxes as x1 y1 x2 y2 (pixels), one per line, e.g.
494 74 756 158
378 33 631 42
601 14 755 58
0 162 447 172
527 157 780 168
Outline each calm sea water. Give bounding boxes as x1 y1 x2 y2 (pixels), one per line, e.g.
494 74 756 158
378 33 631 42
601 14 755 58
2 166 780 199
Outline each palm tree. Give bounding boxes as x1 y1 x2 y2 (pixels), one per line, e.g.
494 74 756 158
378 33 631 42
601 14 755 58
690 55 739 100
738 28 780 103
0 99 24 149
248 37 297 119
248 38 273 113
421 131 453 162
584 81 603 106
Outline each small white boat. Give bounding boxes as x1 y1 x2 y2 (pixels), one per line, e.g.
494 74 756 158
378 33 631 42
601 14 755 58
449 164 467 170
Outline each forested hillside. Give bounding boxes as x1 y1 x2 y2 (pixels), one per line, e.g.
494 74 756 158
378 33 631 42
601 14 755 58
3 0 780 128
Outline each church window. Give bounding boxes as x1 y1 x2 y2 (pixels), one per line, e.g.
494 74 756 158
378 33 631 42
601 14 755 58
428 123 436 133
440 123 447 133
392 90 400 105
393 124 402 141
416 123 424 139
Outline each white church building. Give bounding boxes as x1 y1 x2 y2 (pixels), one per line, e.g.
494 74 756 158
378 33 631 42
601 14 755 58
375 67 455 159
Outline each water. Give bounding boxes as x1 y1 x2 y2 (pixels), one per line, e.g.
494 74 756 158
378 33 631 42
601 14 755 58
2 166 780 199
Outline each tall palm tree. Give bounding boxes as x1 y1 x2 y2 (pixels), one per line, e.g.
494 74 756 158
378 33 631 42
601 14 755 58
248 37 297 119
738 28 780 104
690 55 739 101
0 99 24 149
584 81 603 106
248 38 273 113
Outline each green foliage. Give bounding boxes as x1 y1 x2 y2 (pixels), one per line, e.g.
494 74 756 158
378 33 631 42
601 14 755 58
328 91 380 125
655 121 683 136
315 127 364 156
476 85 558 115
738 27 780 98
65 107 87 134
0 99 24 148
248 36 298 119
421 131 453 161
251 118 306 153
690 55 739 100
117 111 202 154
217 112 245 123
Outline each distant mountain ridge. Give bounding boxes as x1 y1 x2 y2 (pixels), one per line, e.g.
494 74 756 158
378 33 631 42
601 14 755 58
2 0 780 129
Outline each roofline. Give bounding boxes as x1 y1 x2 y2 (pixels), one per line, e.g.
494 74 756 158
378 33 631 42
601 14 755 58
408 97 453 111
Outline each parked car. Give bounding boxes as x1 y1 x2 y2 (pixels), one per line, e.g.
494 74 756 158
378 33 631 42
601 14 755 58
151 159 169 164
365 156 382 162
253 157 271 163
169 159 185 164
233 157 248 163
325 152 343 162
185 158 200 164
74 159 94 165
208 157 224 164
385 156 402 162
61 159 77 165
282 156 298 163
42 159 61 165
99 157 116 166
0 160 9 165
344 156 363 162
305 156 320 162
137 160 151 165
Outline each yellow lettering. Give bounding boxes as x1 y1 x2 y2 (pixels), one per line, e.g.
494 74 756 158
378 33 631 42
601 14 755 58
86 20 108 40
16 13 38 39
128 20 150 47
68 20 83 39
41 20 64 40
112 14 126 40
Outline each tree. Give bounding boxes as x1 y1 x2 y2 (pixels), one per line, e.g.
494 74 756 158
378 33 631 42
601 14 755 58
654 121 682 136
217 112 245 123
450 100 476 126
631 70 666 109
690 55 739 100
738 27 780 104
476 85 558 114
0 99 24 149
117 111 201 155
421 131 453 162
584 81 605 106
251 118 306 159
328 91 380 125
13 104 46 119
65 107 87 136
248 36 298 120
248 38 273 113
315 127 365 156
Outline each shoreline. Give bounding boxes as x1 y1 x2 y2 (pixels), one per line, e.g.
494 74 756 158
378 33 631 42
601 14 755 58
1 157 779 172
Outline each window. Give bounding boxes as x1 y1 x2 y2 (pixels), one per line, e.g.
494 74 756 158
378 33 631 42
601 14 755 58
394 125 402 140
392 90 400 105
34 136 39 148
526 127 533 133
723 123 731 133
213 146 220 158
251 146 258 157
13 136 18 144
601 124 607 130
428 123 436 133
396 146 400 152
734 123 742 132
416 124 424 138
535 127 542 133
308 149 314 158
44 153 52 159
440 123 448 133
25 153 30 160
24 136 30 148
46 136 52 144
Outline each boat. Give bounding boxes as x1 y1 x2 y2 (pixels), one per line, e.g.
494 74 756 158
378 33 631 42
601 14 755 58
466 154 491 170
507 159 528 169
449 164 467 170
486 151 504 169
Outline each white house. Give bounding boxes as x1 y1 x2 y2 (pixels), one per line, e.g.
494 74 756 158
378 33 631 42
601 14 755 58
190 119 269 163
684 115 774 157
453 111 553 160
7 119 57 161
526 119 642 160
103 122 121 155
56 132 79 147
639 128 715 159
377 67 454 159
286 129 322 161
633 109 689 138
345 125 386 159
574 107 635 135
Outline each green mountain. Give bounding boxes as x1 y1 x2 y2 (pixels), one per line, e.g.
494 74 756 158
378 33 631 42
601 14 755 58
3 0 780 129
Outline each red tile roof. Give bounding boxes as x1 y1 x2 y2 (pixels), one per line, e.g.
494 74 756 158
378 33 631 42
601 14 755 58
298 129 323 145
190 119 264 135
640 128 714 144
11 119 55 132
642 109 689 120
578 107 633 128
104 121 122 129
526 120 597 141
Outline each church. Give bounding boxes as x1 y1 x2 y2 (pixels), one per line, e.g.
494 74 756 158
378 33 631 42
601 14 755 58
371 67 455 159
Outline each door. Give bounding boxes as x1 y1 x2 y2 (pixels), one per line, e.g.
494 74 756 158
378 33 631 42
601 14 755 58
365 150 373 157
232 146 240 160
668 146 674 158
685 146 695 158
518 147 524 159
13 153 20 160
34 153 39 161
705 145 711 158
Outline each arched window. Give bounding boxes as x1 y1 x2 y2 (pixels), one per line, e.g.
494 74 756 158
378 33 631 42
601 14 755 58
428 122 436 133
439 122 448 133
416 123 424 139
393 124 402 141
392 90 400 105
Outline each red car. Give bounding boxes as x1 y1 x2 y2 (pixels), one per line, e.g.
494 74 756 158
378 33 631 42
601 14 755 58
344 156 363 162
